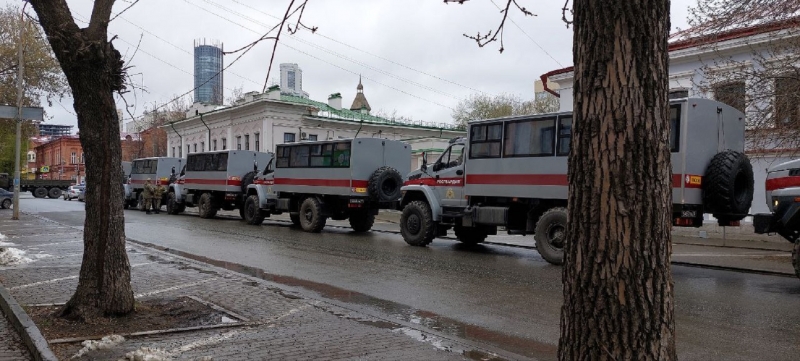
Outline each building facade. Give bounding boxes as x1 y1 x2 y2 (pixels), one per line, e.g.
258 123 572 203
32 135 141 182
165 81 463 171
542 19 800 215
194 40 224 105
279 63 309 98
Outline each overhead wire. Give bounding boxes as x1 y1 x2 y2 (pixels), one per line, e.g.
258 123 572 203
489 0 564 67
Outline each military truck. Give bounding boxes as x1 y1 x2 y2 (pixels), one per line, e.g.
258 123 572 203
752 159 800 279
124 157 183 211
0 173 71 199
242 138 410 233
167 150 272 219
399 98 754 265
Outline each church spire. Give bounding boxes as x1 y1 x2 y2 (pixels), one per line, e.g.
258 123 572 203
350 76 371 113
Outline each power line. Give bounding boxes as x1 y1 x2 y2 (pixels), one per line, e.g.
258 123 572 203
230 0 488 95
489 0 563 67
186 0 460 104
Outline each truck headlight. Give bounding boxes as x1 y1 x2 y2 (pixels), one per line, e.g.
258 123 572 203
773 198 780 208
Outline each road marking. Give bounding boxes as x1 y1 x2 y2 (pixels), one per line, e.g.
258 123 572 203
673 253 790 257
8 262 155 290
134 277 217 298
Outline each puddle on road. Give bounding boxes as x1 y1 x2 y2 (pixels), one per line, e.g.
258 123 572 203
131 240 557 360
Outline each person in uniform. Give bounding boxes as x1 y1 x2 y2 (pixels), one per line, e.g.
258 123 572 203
153 182 165 214
143 178 154 215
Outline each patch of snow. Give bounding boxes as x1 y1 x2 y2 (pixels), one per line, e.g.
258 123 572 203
71 335 125 359
0 247 33 266
0 241 16 247
119 347 171 361
220 316 237 324
30 253 52 259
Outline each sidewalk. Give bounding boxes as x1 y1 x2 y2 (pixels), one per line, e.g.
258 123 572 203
0 215 514 361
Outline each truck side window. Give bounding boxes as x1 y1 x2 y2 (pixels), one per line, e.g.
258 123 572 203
290 146 310 167
332 142 351 167
557 116 572 156
276 147 289 168
504 117 556 157
670 104 680 152
469 123 502 158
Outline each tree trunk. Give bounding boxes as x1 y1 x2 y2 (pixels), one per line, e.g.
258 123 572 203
29 0 134 319
559 1 676 360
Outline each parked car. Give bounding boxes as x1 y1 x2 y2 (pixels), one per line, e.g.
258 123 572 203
78 187 87 202
0 188 12 209
63 185 85 201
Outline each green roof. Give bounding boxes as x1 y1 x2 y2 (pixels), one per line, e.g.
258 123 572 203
279 94 462 131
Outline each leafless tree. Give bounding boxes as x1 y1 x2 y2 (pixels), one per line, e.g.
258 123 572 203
686 0 800 156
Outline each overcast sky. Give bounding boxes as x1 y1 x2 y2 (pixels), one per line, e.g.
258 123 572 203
19 0 696 130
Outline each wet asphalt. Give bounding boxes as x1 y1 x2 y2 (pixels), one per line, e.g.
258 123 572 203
11 196 800 361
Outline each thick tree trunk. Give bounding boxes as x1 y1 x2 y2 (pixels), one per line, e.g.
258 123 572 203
29 0 134 319
559 1 676 360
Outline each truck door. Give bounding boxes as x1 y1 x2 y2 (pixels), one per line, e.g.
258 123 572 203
432 144 467 208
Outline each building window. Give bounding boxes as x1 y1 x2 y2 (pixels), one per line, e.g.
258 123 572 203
71 152 76 164
308 134 318 141
713 81 746 113
284 133 296 143
254 133 260 151
172 147 176 157
213 139 217 151
222 138 227 150
236 136 242 150
187 145 190 155
775 76 800 128
245 134 250 150
193 143 197 153
81 153 84 164
201 142 205 152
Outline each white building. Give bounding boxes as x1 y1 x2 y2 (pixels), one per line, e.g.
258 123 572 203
279 63 309 98
542 19 800 215
163 80 463 171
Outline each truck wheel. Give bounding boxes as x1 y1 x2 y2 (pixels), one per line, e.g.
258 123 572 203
289 213 301 227
349 211 375 232
368 166 403 202
299 197 326 233
241 171 257 194
454 225 487 245
244 195 266 225
793 238 800 280
198 193 217 219
48 188 62 199
400 201 436 246
535 207 567 265
34 187 47 198
167 192 182 215
704 150 754 222
1 199 11 209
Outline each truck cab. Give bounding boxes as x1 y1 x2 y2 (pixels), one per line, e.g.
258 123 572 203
400 98 753 265
752 159 800 279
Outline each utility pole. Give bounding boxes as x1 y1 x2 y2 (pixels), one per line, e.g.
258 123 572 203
12 2 27 220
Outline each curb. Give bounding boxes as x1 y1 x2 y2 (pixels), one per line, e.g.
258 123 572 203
0 284 59 361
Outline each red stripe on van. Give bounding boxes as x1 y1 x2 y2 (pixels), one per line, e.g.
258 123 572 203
403 178 464 187
766 176 800 191
184 179 242 186
274 178 368 188
466 174 568 186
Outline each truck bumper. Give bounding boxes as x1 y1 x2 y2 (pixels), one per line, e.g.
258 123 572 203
753 201 800 237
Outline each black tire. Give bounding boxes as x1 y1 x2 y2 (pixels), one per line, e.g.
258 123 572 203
453 225 487 245
198 193 217 219
289 213 301 227
349 211 375 233
793 238 800 280
241 171 257 194
244 195 266 225
137 193 145 211
167 192 182 215
34 187 47 198
400 201 436 246
703 150 754 222
535 207 567 265
48 188 62 199
299 197 326 233
1 199 11 209
368 166 403 202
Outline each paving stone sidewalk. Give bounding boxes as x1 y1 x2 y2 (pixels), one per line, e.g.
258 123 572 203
0 308 32 361
0 216 509 361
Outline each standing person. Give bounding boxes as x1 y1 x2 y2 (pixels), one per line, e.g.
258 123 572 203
142 178 154 215
153 182 165 214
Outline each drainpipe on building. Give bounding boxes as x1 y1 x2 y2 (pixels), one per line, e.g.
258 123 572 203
199 113 211 149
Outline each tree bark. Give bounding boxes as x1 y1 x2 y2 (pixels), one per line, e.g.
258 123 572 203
560 1 676 360
29 0 134 319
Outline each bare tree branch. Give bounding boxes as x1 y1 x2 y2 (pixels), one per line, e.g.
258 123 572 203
109 0 139 22
449 0 534 53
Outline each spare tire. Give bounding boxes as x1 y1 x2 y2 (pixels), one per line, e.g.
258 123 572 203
368 166 403 202
241 171 257 194
703 150 754 221
34 187 47 198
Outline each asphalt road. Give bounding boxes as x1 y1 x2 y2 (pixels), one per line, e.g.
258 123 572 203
9 196 800 360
